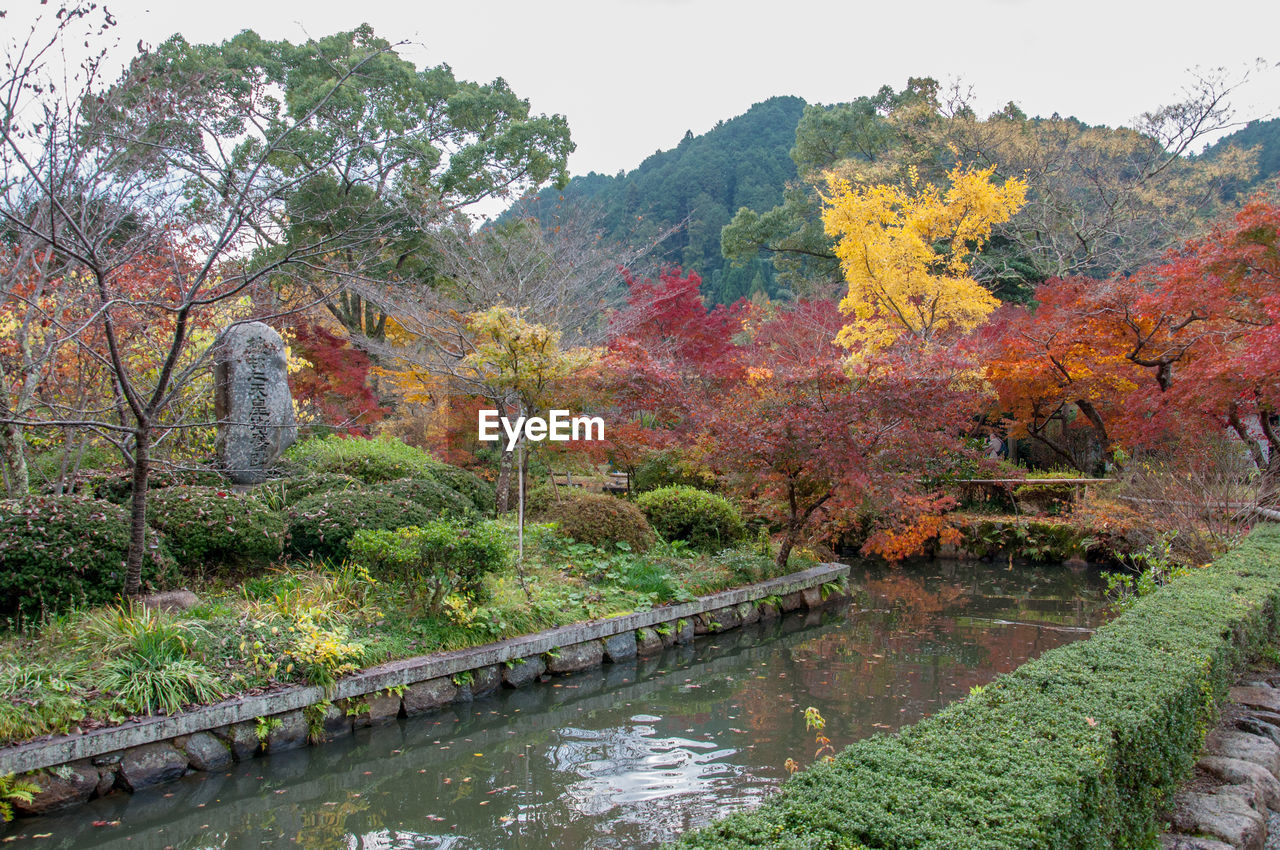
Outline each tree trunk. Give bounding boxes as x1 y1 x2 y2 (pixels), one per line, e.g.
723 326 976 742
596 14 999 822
123 426 151 598
0 422 29 498
495 447 515 513
775 526 798 571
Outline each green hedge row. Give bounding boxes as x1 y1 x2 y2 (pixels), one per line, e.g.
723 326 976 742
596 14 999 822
673 524 1280 850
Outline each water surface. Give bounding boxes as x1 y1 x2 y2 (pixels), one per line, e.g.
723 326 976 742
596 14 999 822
5 560 1107 849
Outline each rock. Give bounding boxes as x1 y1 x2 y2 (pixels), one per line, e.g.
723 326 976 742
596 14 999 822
801 586 823 609
136 589 200 613
780 591 805 612
14 763 97 815
213 321 297 485
319 703 351 740
182 731 233 772
94 767 116 798
758 600 781 620
116 743 188 792
674 619 694 645
1229 686 1280 713
404 677 459 716
603 632 637 663
365 692 403 724
635 627 663 656
212 721 261 761
1198 755 1280 810
503 655 546 688
1235 716 1280 748
471 665 501 698
703 606 742 633
657 622 678 648
1168 791 1264 850
736 601 760 625
1204 729 1280 778
546 640 604 674
1160 836 1236 850
265 709 308 752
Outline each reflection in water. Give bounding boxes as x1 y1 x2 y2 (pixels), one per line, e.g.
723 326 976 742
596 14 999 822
3 560 1106 850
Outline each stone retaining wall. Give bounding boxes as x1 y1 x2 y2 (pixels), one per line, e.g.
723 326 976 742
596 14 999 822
3 563 849 817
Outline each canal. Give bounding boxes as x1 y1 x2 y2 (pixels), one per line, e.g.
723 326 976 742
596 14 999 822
5 559 1108 849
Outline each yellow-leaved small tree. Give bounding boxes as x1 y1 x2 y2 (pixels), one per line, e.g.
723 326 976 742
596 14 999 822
822 164 1027 361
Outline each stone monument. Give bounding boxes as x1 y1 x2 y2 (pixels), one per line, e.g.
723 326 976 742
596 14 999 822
213 321 297 485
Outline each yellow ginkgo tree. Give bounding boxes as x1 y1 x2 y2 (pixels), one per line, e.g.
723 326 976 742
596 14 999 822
821 164 1027 361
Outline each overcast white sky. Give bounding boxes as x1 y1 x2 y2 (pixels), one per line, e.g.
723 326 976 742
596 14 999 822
17 0 1280 179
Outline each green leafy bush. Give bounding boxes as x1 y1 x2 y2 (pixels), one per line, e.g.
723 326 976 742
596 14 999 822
285 434 440 484
377 478 475 518
629 449 712 493
956 517 1090 562
525 481 590 517
425 465 495 515
0 497 174 625
147 487 284 571
637 486 746 551
674 525 1280 850
93 467 226 504
254 472 366 509
543 493 655 553
286 490 433 562
349 520 508 612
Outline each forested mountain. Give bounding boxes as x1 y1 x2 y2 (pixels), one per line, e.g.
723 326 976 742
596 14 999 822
1201 117 1280 197
510 95 806 305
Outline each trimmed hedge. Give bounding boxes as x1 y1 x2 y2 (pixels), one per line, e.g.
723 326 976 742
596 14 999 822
284 434 439 484
425 464 495 515
257 472 366 507
0 497 175 624
377 477 475 518
148 487 284 570
673 524 1280 850
636 485 746 551
543 492 655 553
286 490 433 562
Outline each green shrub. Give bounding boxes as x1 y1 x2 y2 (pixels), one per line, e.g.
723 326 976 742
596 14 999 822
254 472 366 508
349 520 507 611
377 478 475 518
0 497 174 625
286 490 433 562
957 517 1090 562
629 449 712 493
673 525 1280 850
148 487 284 571
93 467 226 504
425 465 496 515
637 486 745 551
525 481 591 516
285 434 440 484
543 493 655 553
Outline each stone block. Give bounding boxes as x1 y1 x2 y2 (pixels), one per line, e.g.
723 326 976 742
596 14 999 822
674 619 694 645
116 743 188 792
736 601 760 625
1229 686 1280 713
213 321 297 485
212 721 261 761
265 709 308 752
319 703 352 740
14 762 97 815
503 655 546 688
801 586 823 609
758 600 781 620
1168 790 1264 850
546 640 604 674
1205 729 1280 778
604 631 637 662
404 677 459 716
365 693 403 725
182 731 233 772
471 665 501 698
780 591 805 612
1199 755 1280 810
636 627 663 656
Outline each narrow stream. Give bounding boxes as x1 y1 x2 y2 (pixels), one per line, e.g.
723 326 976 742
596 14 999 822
5 560 1108 849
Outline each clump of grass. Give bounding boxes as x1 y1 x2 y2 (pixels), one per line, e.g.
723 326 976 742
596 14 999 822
76 606 225 716
0 662 87 741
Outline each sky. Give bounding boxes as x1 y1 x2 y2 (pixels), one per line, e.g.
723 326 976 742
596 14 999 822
13 0 1280 182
